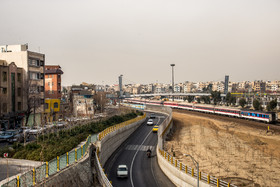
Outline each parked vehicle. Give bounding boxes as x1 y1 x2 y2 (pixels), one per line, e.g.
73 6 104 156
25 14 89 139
0 131 14 142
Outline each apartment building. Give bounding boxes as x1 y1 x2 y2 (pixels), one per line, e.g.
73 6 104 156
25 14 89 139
45 65 63 99
0 60 24 129
0 44 45 127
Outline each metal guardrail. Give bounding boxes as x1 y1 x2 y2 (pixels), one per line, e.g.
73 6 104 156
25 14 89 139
158 149 238 187
1 134 98 187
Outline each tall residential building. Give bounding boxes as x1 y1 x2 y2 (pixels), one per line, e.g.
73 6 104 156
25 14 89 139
0 61 24 129
45 65 63 99
0 44 45 127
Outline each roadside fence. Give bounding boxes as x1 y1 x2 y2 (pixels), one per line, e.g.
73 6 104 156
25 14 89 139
1 134 98 187
98 113 146 140
158 149 238 187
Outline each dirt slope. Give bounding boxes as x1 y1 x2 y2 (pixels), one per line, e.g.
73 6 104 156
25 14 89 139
165 112 280 187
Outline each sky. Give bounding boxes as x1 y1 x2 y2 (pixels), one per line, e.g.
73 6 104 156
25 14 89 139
1 0 280 86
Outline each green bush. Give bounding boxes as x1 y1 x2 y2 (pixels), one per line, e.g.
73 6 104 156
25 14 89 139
10 111 140 161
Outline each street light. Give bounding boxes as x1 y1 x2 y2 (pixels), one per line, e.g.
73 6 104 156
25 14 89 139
170 64 175 101
184 154 199 187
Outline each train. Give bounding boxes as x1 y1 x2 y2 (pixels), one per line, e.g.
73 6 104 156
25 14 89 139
124 98 278 124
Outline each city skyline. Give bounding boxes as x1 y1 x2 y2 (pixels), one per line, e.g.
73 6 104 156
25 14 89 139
1 0 280 85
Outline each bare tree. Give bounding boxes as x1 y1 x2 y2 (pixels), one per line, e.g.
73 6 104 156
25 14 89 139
93 91 109 113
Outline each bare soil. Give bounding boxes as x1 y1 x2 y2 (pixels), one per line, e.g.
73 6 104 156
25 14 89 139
165 110 280 187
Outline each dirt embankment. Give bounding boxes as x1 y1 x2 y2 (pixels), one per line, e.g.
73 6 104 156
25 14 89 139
165 112 280 187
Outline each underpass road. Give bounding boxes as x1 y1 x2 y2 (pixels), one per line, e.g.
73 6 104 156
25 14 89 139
104 113 175 187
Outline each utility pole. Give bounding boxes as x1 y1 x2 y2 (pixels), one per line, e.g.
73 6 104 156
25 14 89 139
118 75 123 107
170 64 175 101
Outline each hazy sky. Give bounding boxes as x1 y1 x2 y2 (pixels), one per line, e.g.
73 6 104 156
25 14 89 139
1 0 280 86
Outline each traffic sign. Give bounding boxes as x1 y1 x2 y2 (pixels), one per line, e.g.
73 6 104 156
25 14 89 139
3 153 8 158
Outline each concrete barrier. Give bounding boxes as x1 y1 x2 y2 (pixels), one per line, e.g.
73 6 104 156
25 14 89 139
97 117 146 166
157 147 211 187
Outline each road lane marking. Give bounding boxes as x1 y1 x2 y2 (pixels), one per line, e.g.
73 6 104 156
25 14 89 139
130 117 160 187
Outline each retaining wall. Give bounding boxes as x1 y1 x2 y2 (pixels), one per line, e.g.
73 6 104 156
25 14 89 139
97 117 146 166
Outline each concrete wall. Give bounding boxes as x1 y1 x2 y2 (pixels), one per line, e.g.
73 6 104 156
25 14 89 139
157 147 211 187
36 144 100 187
97 117 146 166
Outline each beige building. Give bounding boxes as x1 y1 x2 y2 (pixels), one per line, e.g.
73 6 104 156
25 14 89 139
0 44 45 126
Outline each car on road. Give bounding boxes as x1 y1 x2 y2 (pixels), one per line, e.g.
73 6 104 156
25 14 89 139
117 165 128 178
29 127 43 135
150 113 156 119
147 119 153 126
152 125 159 133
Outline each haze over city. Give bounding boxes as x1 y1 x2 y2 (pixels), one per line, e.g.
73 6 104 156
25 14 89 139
1 0 280 85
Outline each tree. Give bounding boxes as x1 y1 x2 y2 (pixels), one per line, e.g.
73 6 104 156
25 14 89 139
187 96 195 103
267 99 277 111
202 96 211 104
93 91 109 113
225 92 231 106
239 98 246 108
211 91 221 105
253 99 261 110
197 97 201 103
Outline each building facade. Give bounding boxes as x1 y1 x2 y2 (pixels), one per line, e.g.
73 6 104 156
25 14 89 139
0 44 45 127
0 60 24 129
45 65 63 99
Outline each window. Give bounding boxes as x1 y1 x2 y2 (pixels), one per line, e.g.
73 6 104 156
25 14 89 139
28 59 40 66
45 103 49 109
2 87 7 94
3 71 7 82
3 103 7 113
17 73 21 82
40 60 44 66
54 102 59 108
17 87 21 97
29 72 44 80
18 102 21 111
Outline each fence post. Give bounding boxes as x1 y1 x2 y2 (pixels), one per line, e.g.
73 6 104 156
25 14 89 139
17 176 19 187
180 163 182 170
33 168 36 185
207 175 210 184
46 162 49 178
192 168 194 176
199 171 201 180
171 156 173 164
175 159 177 168
217 178 219 187
66 152 69 166
75 149 77 161
81 145 83 157
185 166 188 174
57 156 60 171
228 182 230 187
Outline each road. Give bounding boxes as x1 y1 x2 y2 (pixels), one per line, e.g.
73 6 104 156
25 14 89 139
104 113 175 187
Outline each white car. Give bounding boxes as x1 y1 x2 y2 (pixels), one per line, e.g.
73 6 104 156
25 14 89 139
117 165 128 178
147 119 153 126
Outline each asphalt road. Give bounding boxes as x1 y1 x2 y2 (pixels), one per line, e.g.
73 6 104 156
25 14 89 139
104 113 175 187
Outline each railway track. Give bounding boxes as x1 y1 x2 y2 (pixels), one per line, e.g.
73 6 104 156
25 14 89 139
173 108 280 133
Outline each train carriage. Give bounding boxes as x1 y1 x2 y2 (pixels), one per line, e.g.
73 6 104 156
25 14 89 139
193 104 215 113
214 106 240 117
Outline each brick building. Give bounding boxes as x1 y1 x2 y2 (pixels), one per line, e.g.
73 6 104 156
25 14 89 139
45 65 63 99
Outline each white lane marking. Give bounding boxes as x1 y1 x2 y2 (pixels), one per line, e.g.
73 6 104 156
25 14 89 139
130 117 160 187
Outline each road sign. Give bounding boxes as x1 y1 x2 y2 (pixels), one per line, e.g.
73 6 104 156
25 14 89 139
3 153 8 158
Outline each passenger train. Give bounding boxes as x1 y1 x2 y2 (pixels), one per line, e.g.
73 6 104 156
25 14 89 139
124 99 278 123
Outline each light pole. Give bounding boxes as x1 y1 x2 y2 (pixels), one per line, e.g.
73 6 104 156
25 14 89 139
184 154 199 187
170 64 175 101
